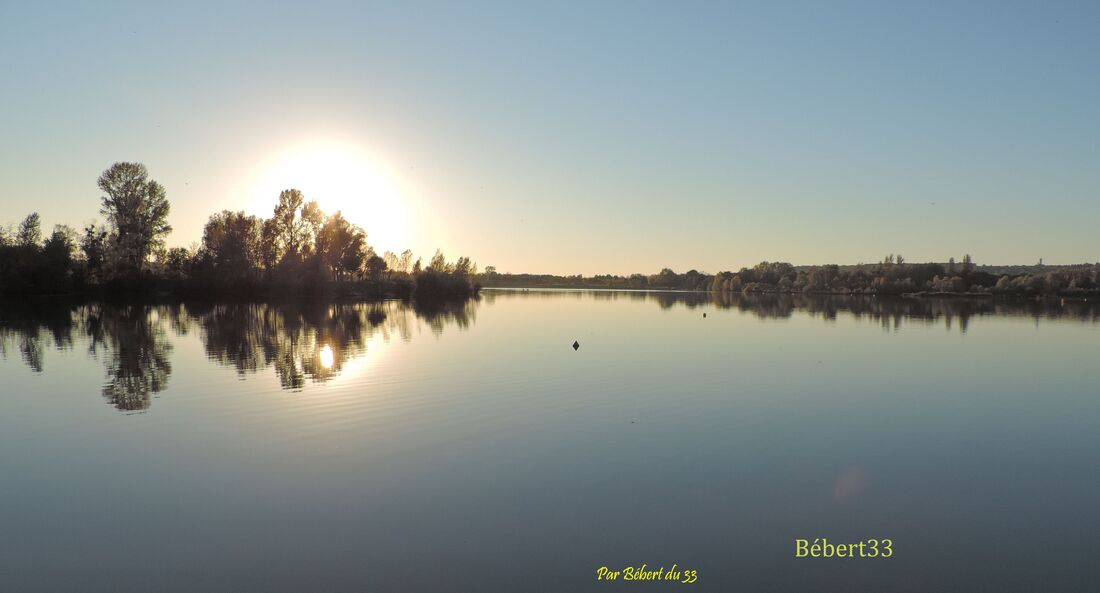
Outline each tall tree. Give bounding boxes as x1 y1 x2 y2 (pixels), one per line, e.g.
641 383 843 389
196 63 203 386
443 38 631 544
81 224 111 280
17 213 41 247
300 200 325 256
265 189 313 264
382 251 398 273
200 210 263 276
260 218 280 271
42 225 78 280
97 162 172 273
316 211 367 279
428 249 450 272
397 249 413 275
365 253 387 280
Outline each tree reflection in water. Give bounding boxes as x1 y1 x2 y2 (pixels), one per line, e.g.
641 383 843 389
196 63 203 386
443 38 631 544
0 299 75 373
483 289 1100 334
196 302 371 389
83 304 177 411
1 292 1096 412
0 298 477 411
192 299 475 389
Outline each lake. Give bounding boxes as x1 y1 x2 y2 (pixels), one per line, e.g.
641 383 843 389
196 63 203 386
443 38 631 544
1 290 1098 592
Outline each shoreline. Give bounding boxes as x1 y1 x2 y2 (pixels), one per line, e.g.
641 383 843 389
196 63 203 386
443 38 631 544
481 286 1095 301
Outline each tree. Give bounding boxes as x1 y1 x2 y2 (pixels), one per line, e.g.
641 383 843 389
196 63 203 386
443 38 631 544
383 251 398 274
17 213 41 247
365 254 387 279
454 256 475 276
97 162 172 274
300 200 325 256
260 218 280 271
43 225 77 260
428 249 450 272
266 189 309 263
315 211 368 279
397 250 413 275
81 224 111 280
42 225 77 284
164 247 193 278
653 267 677 287
200 210 263 276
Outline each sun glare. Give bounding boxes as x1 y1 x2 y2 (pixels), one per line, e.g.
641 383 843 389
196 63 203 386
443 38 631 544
248 141 410 253
318 344 335 370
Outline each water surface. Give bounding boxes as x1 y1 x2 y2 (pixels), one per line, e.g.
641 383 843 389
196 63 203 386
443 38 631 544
1 291 1098 591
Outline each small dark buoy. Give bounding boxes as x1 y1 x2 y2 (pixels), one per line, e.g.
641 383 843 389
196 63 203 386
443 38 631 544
572 340 580 351
703 312 706 318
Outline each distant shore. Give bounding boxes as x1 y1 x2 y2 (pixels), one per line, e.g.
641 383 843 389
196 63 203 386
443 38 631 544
481 258 1099 300
484 285 1096 301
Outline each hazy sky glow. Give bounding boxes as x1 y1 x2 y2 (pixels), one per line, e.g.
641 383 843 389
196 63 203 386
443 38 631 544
1 1 1097 274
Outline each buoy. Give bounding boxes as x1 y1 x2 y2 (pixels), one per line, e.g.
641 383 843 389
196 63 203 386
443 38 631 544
703 313 706 318
572 340 580 351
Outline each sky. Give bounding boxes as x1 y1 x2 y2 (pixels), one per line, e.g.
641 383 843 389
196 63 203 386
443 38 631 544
1 1 1097 275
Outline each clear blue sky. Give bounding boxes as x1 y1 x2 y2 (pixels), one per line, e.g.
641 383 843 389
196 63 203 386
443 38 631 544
1 1 1097 274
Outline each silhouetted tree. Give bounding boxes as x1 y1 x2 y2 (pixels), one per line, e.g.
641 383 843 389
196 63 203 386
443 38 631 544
17 213 41 247
97 162 172 274
80 224 110 281
428 249 449 272
164 247 193 279
300 200 325 256
365 253 387 280
316 211 368 279
42 225 77 282
260 218 280 271
265 189 309 264
382 251 398 274
397 249 413 275
413 250 478 300
198 210 263 277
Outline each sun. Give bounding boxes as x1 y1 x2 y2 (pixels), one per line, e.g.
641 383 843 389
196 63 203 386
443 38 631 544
247 141 410 253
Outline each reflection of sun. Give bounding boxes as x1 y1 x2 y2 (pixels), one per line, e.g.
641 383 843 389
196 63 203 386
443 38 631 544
248 140 409 253
318 344 335 370
327 332 388 386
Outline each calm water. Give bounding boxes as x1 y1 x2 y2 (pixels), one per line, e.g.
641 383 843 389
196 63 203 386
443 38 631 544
1 290 1098 592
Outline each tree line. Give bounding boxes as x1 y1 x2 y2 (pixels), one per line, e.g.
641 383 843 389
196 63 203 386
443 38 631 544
480 267 712 291
0 162 478 300
481 254 1100 299
708 255 1099 297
